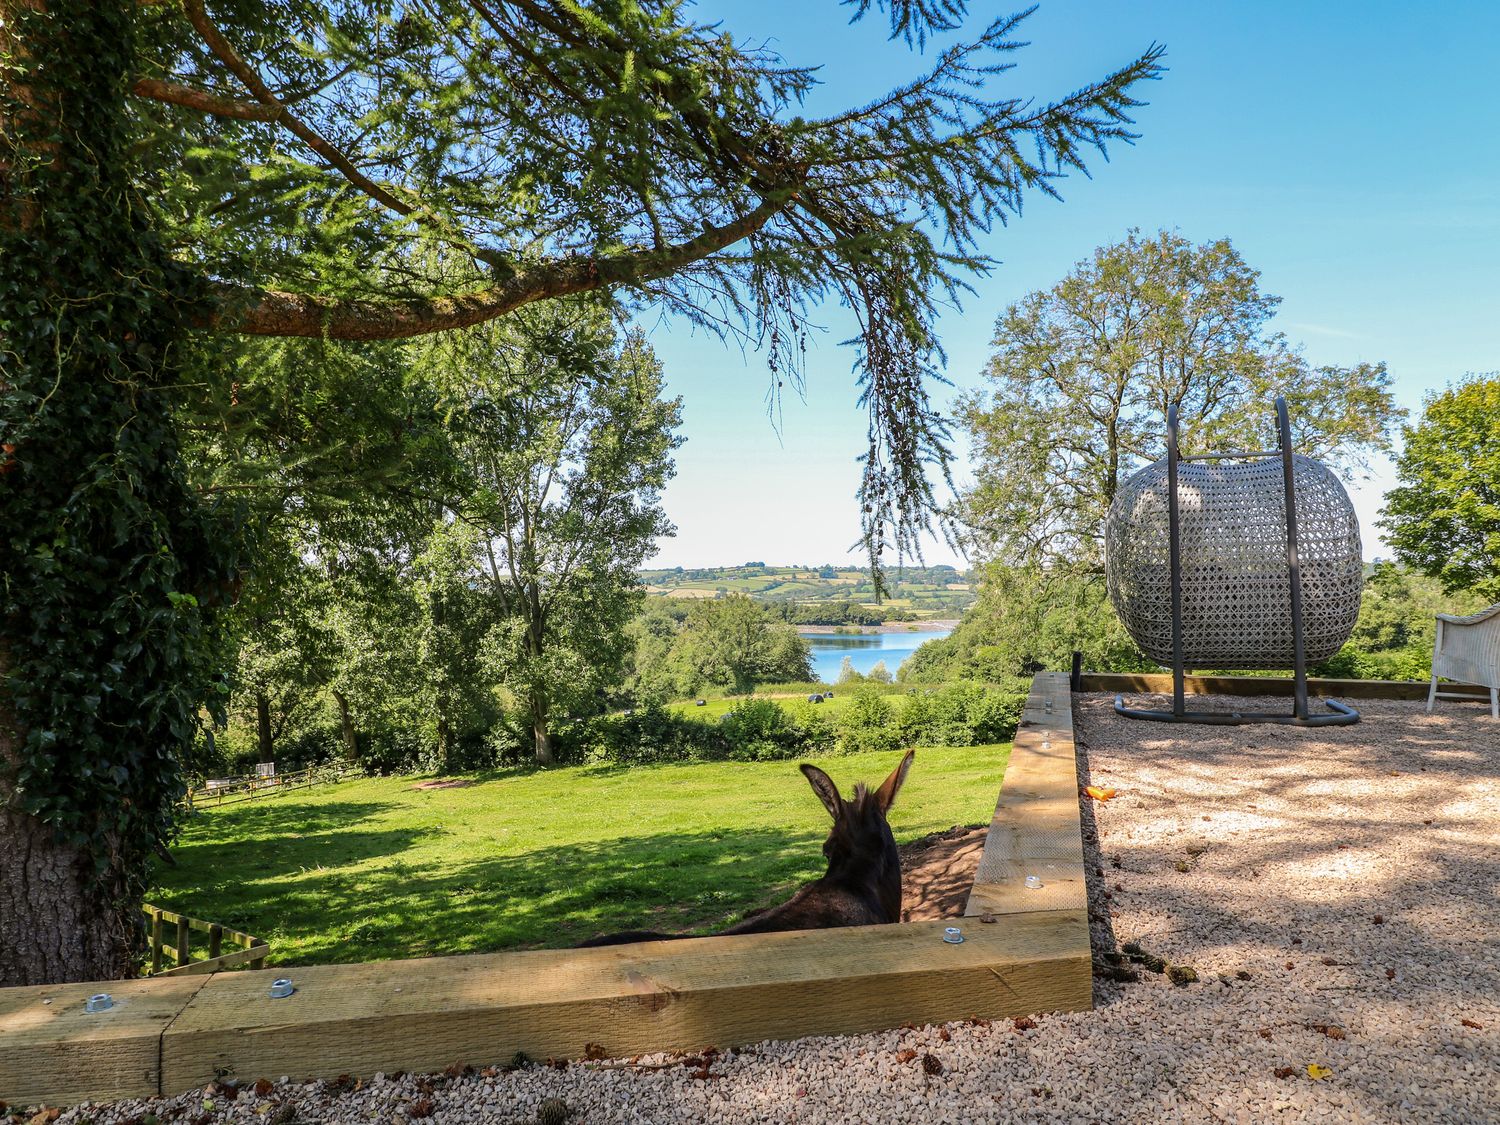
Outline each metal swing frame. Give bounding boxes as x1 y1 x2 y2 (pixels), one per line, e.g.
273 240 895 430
1114 397 1360 727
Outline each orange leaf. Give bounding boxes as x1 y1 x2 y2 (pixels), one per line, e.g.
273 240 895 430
1084 786 1117 801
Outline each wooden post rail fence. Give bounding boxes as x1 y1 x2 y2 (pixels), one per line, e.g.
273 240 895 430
190 762 358 808
142 905 268 977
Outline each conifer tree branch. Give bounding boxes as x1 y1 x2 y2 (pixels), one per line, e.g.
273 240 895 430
131 76 281 121
202 196 787 339
180 0 418 218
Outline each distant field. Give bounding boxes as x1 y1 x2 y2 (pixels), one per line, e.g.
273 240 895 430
638 563 976 615
150 745 1009 965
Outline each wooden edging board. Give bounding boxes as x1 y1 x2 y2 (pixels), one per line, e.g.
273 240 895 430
1078 671 1484 702
0 673 1091 1107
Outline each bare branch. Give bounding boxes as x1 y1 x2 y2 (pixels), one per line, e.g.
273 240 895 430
131 76 280 121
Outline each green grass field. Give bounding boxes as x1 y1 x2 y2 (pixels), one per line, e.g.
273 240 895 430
149 745 1007 966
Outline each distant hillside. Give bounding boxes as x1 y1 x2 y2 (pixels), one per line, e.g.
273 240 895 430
637 563 975 619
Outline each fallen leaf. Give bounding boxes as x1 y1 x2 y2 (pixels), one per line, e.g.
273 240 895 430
1273 1067 1296 1079
1236 970 1253 981
1312 1024 1346 1040
1307 1064 1333 1081
583 1043 608 1061
1385 968 1396 980
254 1079 274 1097
1013 1016 1037 1031
1461 1019 1483 1030
408 1100 435 1120
1083 786 1117 801
1373 915 1385 925
895 1048 918 1063
978 912 998 924
921 1053 944 1076
938 1027 951 1042
1258 1028 1273 1040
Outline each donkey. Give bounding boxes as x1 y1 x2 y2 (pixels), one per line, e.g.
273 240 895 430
578 749 913 947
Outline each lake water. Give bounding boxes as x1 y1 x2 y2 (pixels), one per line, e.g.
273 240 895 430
800 629 952 684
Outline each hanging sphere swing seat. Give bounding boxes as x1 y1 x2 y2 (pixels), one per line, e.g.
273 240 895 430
1103 397 1362 726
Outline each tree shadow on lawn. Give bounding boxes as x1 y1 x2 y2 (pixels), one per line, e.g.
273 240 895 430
159 824 830 967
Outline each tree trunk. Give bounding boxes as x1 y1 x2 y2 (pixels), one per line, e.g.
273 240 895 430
0 671 136 986
332 688 358 761
436 712 453 773
531 691 553 766
255 690 274 765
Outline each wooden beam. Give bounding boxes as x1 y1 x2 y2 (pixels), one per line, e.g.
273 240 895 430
965 673 1089 919
1077 672 1485 702
159 914 1088 1091
0 975 207 1105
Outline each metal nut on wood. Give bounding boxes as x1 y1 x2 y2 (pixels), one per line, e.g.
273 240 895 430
84 993 113 1013
268 978 295 998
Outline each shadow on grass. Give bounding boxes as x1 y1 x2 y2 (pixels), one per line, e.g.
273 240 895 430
154 824 828 967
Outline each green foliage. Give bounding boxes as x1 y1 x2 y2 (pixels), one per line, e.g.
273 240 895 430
445 308 682 763
1381 375 1500 599
836 686 901 754
0 1 242 942
126 1 1164 576
1309 563 1484 680
635 594 812 697
958 229 1403 565
837 656 865 685
898 682 1026 747
903 563 1153 682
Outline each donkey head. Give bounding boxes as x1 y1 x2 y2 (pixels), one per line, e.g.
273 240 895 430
799 749 914 924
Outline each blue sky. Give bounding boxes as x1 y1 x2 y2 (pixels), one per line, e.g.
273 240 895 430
641 1 1500 568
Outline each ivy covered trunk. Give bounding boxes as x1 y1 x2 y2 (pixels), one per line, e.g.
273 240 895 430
0 2 238 985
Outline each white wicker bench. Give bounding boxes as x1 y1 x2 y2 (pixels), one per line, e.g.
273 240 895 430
1427 603 1500 718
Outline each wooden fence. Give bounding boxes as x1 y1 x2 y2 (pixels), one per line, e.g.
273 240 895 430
142 905 269 977
190 761 358 808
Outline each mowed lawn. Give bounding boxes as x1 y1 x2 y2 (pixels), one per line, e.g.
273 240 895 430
150 744 1008 966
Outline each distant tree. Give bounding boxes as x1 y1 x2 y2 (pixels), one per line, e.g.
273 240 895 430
1381 376 1500 599
867 659 893 684
901 563 1153 683
837 656 865 685
959 230 1404 566
669 595 811 692
1311 563 1484 681
444 305 682 764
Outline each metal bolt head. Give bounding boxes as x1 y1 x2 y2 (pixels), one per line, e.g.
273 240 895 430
942 926 964 944
268 978 294 999
85 992 113 1013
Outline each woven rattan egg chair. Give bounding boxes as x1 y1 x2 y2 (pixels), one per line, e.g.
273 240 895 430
1104 397 1362 726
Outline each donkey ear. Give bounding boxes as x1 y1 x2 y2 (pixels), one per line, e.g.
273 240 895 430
799 763 843 819
874 749 915 812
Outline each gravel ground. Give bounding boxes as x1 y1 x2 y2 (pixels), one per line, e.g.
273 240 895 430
41 695 1500 1124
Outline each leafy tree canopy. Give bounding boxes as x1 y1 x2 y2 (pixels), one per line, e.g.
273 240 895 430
957 229 1403 566
1381 375 1500 600
129 0 1165 565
